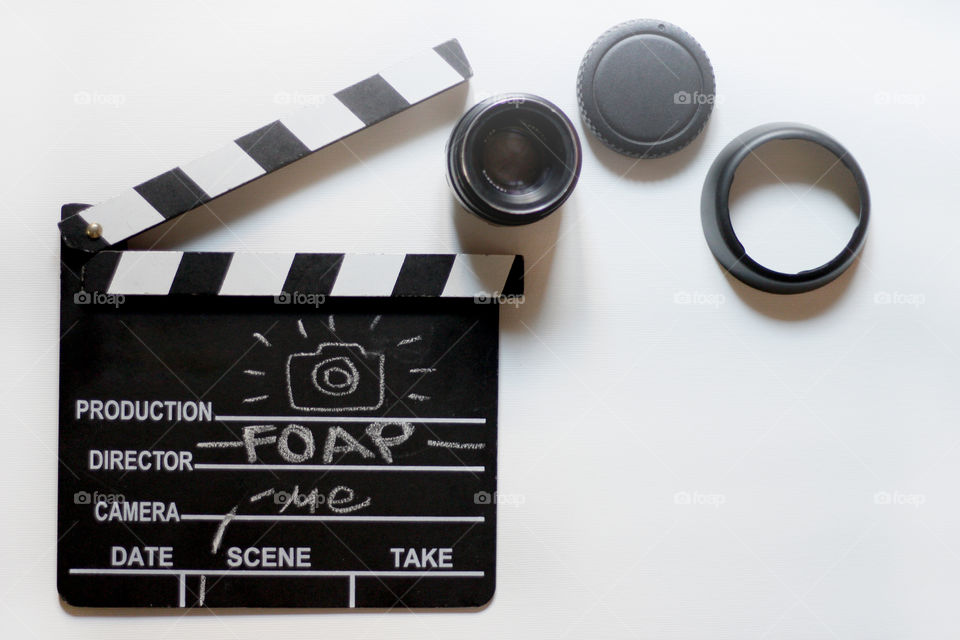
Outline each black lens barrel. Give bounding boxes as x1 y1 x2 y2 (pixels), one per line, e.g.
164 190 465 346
446 93 581 225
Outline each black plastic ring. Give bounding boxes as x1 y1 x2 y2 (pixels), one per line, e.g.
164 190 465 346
700 122 870 294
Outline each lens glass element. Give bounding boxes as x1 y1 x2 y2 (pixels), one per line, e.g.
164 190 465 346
481 128 546 194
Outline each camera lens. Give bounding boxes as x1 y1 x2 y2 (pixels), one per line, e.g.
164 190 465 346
446 94 582 225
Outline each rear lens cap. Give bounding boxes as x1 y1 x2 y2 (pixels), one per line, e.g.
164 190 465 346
577 19 716 158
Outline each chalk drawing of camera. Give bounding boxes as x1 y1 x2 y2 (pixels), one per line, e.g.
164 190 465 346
286 342 385 412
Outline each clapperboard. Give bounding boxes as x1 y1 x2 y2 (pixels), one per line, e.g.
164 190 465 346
57 39 521 609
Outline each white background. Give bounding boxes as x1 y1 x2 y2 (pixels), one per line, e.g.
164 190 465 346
2 0 959 637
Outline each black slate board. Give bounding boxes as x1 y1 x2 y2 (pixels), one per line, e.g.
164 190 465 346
58 264 499 609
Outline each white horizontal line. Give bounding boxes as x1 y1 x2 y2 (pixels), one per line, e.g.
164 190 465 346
216 415 486 425
193 464 485 472
69 568 484 578
181 514 484 523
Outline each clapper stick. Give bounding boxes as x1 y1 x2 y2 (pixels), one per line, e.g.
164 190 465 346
81 250 523 299
59 39 472 252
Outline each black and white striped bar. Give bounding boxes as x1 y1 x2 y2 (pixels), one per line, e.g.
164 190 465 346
59 39 472 252
81 252 523 298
